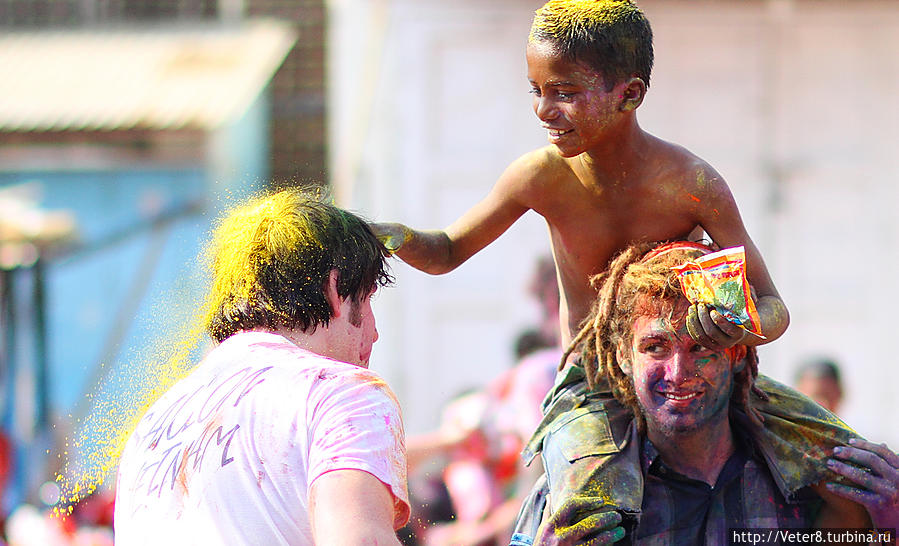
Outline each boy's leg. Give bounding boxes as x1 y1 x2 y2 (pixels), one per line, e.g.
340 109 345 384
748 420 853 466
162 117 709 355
523 365 643 517
509 474 548 546
750 375 862 497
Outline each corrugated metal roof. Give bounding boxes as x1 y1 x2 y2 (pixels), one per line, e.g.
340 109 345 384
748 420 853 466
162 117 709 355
0 20 297 132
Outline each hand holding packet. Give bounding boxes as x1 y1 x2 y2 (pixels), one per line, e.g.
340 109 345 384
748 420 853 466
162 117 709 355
672 246 766 339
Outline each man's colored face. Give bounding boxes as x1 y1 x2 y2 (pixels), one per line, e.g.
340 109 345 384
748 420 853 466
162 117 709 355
526 40 625 157
624 310 739 435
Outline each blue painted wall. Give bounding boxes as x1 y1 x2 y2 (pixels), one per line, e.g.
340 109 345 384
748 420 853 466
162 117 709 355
0 169 208 418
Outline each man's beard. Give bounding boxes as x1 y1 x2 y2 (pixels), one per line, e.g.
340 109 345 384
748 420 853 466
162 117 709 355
637 384 734 437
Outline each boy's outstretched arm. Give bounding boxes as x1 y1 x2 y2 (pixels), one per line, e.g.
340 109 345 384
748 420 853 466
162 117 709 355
370 152 539 274
690 166 790 348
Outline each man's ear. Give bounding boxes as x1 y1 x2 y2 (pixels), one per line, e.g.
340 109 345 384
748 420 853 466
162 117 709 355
325 269 342 318
616 344 633 376
619 77 646 112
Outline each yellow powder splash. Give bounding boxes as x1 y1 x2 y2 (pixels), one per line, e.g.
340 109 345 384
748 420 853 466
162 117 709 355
52 281 207 516
530 0 640 42
53 187 334 514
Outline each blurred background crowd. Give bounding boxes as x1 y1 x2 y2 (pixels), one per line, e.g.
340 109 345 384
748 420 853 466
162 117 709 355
1 0 898 543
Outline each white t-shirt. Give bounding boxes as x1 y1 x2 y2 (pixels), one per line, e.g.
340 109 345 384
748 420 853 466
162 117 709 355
114 331 409 545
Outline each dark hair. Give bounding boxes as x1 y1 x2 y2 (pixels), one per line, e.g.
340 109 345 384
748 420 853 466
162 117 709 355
795 358 842 385
514 328 556 360
203 188 393 342
564 241 757 432
530 0 654 90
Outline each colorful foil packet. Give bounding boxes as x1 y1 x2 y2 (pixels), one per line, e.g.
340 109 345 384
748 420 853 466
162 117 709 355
672 246 765 339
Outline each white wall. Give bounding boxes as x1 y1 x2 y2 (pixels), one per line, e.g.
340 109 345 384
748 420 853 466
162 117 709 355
329 0 899 444
329 0 548 435
639 1 899 444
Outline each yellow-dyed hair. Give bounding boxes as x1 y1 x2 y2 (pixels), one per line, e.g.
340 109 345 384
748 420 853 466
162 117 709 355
530 0 654 90
562 241 758 432
203 188 392 342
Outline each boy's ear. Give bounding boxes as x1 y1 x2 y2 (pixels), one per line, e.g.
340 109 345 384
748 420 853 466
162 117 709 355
619 77 647 112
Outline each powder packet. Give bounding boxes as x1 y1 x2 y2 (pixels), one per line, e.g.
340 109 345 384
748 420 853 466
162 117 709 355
672 246 765 339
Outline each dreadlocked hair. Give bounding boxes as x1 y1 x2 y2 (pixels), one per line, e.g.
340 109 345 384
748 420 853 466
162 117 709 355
560 241 759 433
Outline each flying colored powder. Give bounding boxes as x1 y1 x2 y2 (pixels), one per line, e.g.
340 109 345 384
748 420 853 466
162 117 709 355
52 189 321 514
53 188 338 515
53 284 208 516
530 0 639 42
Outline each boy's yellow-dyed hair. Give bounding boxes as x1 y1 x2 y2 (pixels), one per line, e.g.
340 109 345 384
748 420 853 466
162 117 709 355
203 188 392 342
563 241 758 432
530 0 654 90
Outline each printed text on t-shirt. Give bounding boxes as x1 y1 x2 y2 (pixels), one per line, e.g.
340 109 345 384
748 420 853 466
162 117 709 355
130 366 274 498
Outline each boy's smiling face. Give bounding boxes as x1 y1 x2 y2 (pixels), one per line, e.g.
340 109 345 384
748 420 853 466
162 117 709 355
526 40 628 157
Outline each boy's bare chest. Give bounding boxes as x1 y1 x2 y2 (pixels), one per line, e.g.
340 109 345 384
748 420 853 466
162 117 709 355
544 182 699 277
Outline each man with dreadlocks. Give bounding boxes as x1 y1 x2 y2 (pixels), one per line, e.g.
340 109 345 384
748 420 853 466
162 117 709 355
511 242 898 544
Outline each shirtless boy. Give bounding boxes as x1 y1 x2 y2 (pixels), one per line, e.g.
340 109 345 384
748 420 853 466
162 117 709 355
374 0 788 350
374 0 860 530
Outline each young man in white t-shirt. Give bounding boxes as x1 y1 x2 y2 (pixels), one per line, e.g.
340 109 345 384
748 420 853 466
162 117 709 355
115 190 409 545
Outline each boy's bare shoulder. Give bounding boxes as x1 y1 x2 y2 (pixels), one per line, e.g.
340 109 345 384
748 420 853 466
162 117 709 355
648 137 744 230
508 146 573 179
501 146 578 198
507 146 574 186
653 137 730 194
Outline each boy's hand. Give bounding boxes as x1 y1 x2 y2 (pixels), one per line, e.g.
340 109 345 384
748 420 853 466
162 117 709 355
369 222 412 253
536 497 625 545
826 438 899 527
685 303 747 350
